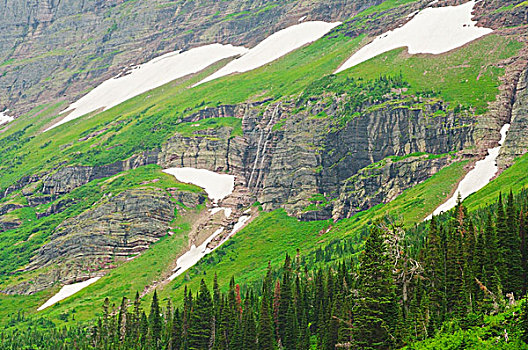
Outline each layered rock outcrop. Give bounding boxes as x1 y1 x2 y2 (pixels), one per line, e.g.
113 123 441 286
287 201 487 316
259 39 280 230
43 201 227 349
499 68 528 167
2 187 206 294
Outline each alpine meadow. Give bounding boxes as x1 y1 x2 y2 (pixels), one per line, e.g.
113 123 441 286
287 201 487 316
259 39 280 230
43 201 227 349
0 0 528 349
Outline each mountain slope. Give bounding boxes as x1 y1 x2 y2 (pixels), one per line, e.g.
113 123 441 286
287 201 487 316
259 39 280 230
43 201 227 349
0 0 527 340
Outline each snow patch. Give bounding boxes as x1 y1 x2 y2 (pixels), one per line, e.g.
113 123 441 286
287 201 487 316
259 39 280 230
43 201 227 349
298 16 307 22
45 44 248 131
427 124 510 219
210 207 232 218
163 167 235 203
197 21 341 86
38 277 101 311
228 215 250 238
168 215 251 281
0 110 15 125
168 227 224 281
336 1 492 73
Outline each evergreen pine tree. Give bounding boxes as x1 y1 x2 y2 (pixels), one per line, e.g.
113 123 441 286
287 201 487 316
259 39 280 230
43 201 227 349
242 297 257 349
257 292 275 350
171 308 183 350
424 216 445 332
505 190 524 297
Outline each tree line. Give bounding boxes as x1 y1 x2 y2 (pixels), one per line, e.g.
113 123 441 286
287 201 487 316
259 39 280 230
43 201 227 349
3 191 528 349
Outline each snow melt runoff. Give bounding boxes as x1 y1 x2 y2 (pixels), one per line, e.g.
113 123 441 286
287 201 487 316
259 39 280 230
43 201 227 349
336 1 493 72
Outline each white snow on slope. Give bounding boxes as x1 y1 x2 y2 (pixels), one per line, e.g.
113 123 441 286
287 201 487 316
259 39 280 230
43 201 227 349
210 207 232 218
168 227 225 281
336 1 492 73
0 110 15 125
163 167 235 203
168 215 251 281
45 44 248 132
427 124 510 219
38 277 101 311
197 21 341 86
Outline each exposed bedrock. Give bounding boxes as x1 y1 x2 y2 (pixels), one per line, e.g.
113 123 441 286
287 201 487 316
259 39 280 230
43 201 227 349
498 67 528 168
5 96 475 227
330 155 449 221
1 188 205 295
262 103 472 220
0 0 382 114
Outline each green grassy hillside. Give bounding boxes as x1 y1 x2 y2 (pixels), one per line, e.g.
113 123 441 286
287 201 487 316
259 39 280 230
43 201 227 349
0 0 526 338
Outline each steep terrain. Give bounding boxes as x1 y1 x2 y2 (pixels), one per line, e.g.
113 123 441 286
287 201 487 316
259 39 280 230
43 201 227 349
0 0 527 339
0 0 378 115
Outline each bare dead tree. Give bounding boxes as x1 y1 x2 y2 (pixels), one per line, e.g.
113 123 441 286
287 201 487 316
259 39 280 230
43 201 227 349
475 278 500 314
379 220 423 316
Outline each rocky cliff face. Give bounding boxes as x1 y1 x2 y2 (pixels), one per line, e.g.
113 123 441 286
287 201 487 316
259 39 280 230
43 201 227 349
242 99 473 220
155 94 474 220
2 187 206 295
499 67 528 167
0 0 381 114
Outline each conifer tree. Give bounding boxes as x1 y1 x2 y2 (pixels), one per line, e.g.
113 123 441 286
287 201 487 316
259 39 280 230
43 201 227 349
353 225 400 349
242 297 257 349
189 280 213 350
140 311 149 345
505 190 524 297
149 290 163 348
170 307 182 350
482 213 502 297
424 216 445 331
257 287 275 350
118 296 128 342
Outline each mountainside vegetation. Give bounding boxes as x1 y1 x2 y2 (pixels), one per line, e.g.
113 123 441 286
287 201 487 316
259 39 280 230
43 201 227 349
3 191 528 349
0 0 527 348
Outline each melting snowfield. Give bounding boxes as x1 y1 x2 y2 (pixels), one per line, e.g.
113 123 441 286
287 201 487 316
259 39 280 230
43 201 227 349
427 124 510 219
169 227 225 281
38 277 101 311
163 166 247 280
168 215 251 281
197 21 341 86
210 207 232 218
0 110 15 125
336 1 493 72
163 167 235 203
45 44 248 131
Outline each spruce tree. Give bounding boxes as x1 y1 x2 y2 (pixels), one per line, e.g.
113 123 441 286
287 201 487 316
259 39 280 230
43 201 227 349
257 293 274 350
189 280 213 350
483 213 502 297
149 290 163 348
352 225 400 349
242 297 257 349
424 216 445 331
117 296 127 342
505 190 524 297
171 308 183 350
